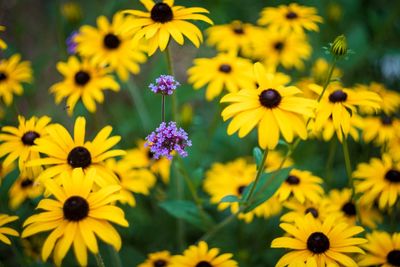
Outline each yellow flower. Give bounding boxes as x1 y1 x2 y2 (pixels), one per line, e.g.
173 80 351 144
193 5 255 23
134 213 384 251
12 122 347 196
353 154 400 210
105 158 156 207
0 214 19 245
22 168 128 266
264 150 293 172
60 1 82 22
271 214 366 267
50 56 120 116
280 199 330 223
75 12 147 81
356 82 400 115
9 171 43 210
123 0 213 56
362 115 400 146
359 231 400 266
0 54 33 105
313 85 381 141
221 62 316 150
0 161 15 185
310 58 342 85
258 3 323 34
275 169 324 204
0 116 51 173
28 116 125 187
170 241 238 267
138 251 172 267
0 25 7 50
187 53 255 101
253 29 311 70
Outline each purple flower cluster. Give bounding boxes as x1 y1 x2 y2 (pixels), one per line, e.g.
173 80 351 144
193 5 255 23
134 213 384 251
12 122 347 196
149 75 180 95
66 31 78 55
145 121 192 160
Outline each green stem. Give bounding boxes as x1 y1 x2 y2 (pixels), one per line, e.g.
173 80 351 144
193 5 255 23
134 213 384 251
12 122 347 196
161 95 165 122
325 137 337 186
125 78 151 131
174 159 185 250
165 46 178 122
107 246 122 267
95 252 106 267
317 57 337 102
197 212 238 242
175 158 202 206
342 134 353 188
243 149 269 203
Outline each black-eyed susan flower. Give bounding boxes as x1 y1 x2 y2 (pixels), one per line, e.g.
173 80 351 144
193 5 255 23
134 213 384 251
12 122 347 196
359 231 400 266
362 115 400 146
28 116 125 187
9 171 43 210
258 3 323 34
252 29 311 70
0 115 51 173
280 199 329 223
105 158 156 207
325 188 382 229
22 168 128 266
170 241 238 267
50 56 120 116
271 214 367 267
221 63 316 150
75 12 147 81
354 154 400 210
313 85 381 141
0 54 33 105
275 169 324 204
206 21 263 57
188 53 255 101
0 25 7 50
138 251 172 267
123 0 213 56
0 214 19 245
264 150 293 172
0 161 15 185
356 82 400 115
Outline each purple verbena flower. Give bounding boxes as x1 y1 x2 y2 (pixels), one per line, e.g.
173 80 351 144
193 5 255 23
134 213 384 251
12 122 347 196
149 75 180 95
66 31 78 55
145 121 192 160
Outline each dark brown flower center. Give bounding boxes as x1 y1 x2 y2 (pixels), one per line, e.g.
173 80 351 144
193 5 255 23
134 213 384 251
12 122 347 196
329 90 348 103
286 175 300 185
286 11 298 19
385 169 400 183
341 201 356 216
237 185 246 195
305 207 319 218
387 250 400 266
63 196 89 221
381 115 393 126
21 131 40 146
196 261 212 267
233 26 244 34
74 71 91 86
259 89 282 108
67 146 92 168
0 72 7 81
21 178 34 188
219 64 232 73
307 232 330 254
151 2 173 23
274 41 284 52
153 259 167 267
103 33 121 49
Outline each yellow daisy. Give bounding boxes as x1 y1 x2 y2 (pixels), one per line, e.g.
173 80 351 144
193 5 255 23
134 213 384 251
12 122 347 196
353 154 400 210
258 3 323 34
50 56 120 116
271 214 366 267
75 12 147 81
221 62 316 150
0 214 19 245
123 0 213 56
0 115 51 173
21 168 128 266
325 188 382 229
0 161 15 185
280 199 329 223
359 231 400 267
313 84 381 141
9 171 43 210
28 116 125 187
187 53 255 101
138 251 172 267
264 150 294 172
252 29 312 70
170 241 238 267
105 158 156 207
275 169 324 204
0 25 7 50
356 82 400 115
362 115 400 146
0 54 33 105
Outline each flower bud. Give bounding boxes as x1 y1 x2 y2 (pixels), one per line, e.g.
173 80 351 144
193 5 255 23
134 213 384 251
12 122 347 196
331 35 347 57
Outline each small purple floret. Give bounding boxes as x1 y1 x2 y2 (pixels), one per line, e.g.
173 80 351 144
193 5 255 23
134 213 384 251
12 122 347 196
145 121 192 160
149 75 180 95
66 31 78 55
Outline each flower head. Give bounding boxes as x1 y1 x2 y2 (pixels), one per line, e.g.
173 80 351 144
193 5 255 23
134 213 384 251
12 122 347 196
331 34 348 57
149 75 180 95
0 25 7 50
145 122 191 160
66 31 78 54
0 214 19 245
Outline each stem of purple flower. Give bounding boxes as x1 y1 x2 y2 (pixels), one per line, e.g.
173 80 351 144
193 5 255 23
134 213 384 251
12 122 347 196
161 95 165 122
165 45 178 122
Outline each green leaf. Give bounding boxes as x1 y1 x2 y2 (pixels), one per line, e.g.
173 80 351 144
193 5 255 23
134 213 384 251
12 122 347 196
220 195 240 203
253 147 263 167
243 167 292 213
159 200 215 231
